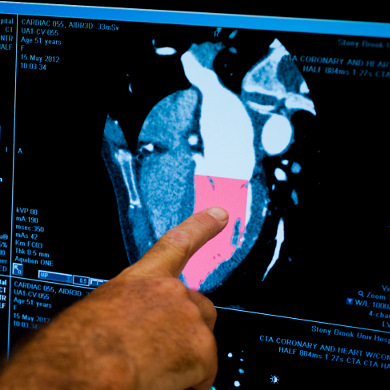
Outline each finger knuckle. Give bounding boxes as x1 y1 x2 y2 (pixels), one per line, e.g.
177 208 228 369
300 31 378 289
166 277 189 295
186 299 205 322
161 228 192 257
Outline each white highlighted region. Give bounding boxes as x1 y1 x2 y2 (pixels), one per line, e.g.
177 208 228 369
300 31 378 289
262 115 293 156
262 218 285 281
181 46 255 181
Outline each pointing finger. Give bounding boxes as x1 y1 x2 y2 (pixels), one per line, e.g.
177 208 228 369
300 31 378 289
131 207 229 278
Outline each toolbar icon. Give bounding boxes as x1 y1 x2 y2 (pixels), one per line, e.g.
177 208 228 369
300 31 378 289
12 263 23 276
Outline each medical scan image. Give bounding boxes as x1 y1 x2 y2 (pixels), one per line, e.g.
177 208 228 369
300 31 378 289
101 27 316 294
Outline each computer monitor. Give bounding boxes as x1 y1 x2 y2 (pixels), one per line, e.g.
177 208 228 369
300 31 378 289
0 2 389 386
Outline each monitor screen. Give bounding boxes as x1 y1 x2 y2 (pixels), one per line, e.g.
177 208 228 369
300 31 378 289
0 2 389 386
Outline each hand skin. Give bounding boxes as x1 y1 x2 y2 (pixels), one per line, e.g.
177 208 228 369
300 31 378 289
0 207 229 390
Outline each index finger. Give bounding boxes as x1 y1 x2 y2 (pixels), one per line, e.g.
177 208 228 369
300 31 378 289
131 207 229 278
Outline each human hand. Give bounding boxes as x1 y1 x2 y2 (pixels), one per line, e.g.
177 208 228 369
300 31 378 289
0 207 229 390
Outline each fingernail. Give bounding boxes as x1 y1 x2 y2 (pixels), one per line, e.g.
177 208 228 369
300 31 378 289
206 207 229 222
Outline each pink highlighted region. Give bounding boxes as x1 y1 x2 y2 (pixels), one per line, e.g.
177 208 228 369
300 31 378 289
182 175 248 290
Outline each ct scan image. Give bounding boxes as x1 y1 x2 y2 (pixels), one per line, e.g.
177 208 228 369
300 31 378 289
101 26 317 297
